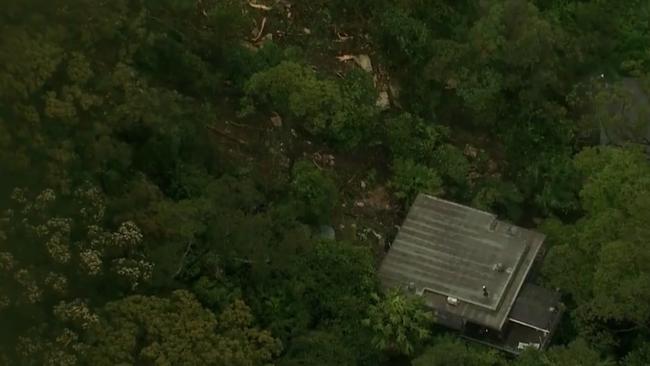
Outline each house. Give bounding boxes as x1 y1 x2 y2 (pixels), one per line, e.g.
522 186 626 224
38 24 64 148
378 193 563 354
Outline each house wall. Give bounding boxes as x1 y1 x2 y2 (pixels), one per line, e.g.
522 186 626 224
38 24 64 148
433 309 465 331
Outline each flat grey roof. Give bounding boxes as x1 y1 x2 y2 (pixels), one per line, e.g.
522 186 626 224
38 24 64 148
378 194 545 330
509 283 562 332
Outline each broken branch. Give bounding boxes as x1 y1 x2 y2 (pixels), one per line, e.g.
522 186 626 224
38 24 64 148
337 54 355 62
173 241 193 279
252 17 267 42
248 1 272 11
206 124 249 145
336 31 353 42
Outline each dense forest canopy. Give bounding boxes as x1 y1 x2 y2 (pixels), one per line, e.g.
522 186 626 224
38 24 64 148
1 0 649 365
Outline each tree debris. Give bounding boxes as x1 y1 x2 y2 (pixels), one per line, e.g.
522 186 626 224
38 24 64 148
172 241 193 279
376 91 390 110
335 31 353 42
313 152 335 167
252 17 267 42
206 124 248 145
354 54 373 73
337 54 355 62
260 33 273 44
337 54 373 73
464 144 479 159
357 227 383 241
270 112 283 128
241 41 258 52
248 1 272 11
366 186 392 210
389 77 402 107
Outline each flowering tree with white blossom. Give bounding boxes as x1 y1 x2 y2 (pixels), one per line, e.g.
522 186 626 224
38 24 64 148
0 184 153 363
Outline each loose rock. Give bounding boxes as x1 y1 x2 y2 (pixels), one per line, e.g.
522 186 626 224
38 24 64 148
354 54 373 73
376 91 390 110
270 113 282 128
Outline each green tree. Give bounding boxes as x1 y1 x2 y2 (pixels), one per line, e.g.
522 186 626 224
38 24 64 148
542 146 650 348
385 113 469 198
243 61 378 148
300 241 376 324
0 186 153 300
249 239 376 346
82 290 281 366
390 159 443 206
472 177 524 221
373 6 431 66
363 290 432 356
540 0 650 75
514 339 613 366
623 343 650 366
413 336 503 366
278 329 357 366
385 113 444 161
416 0 581 215
0 185 153 363
290 161 338 224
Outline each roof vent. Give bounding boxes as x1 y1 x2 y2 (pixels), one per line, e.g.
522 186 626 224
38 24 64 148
506 225 518 236
518 342 540 351
447 296 459 306
492 263 505 272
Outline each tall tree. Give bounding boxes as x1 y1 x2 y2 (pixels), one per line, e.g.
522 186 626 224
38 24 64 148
542 146 650 349
412 336 503 366
0 185 152 363
363 290 432 356
81 290 281 366
514 339 613 366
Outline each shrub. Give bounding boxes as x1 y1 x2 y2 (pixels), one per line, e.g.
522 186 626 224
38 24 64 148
373 6 432 66
389 158 443 205
363 290 432 355
290 160 337 223
413 336 502 366
433 143 470 186
300 240 376 324
243 61 378 148
385 112 446 162
385 113 469 194
226 43 304 90
472 177 524 221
